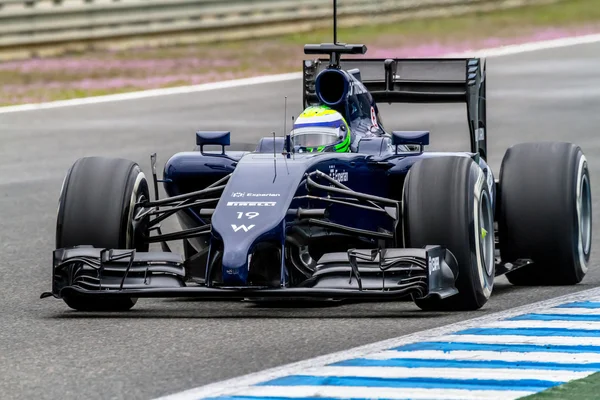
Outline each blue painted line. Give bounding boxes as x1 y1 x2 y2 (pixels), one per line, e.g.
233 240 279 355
332 358 600 371
391 341 600 354
456 327 600 337
510 313 600 322
255 375 558 392
555 302 600 309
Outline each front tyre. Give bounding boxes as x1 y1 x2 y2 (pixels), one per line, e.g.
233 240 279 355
403 156 495 311
56 157 150 311
499 142 592 285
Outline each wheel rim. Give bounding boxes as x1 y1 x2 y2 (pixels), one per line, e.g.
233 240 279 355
479 190 495 276
579 172 592 256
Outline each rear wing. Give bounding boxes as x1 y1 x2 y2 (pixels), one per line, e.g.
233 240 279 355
302 58 487 159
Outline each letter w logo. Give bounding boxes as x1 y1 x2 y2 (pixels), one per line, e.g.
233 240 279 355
231 224 255 232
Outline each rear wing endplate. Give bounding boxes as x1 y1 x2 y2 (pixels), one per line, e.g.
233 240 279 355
302 58 487 159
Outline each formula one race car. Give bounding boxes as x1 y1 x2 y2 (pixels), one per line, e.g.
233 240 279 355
42 13 592 313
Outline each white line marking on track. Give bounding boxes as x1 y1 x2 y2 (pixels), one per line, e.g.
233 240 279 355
0 72 302 114
230 385 535 400
154 287 600 400
300 366 590 382
440 334 600 347
485 320 600 330
2 33 600 115
446 33 600 58
366 349 600 364
535 307 600 315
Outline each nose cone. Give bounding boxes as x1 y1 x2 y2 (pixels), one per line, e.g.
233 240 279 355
210 154 307 285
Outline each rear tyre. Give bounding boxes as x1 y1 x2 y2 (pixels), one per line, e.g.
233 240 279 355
403 156 495 311
499 142 591 285
56 157 150 311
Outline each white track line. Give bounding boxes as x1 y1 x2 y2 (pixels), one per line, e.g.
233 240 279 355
365 349 600 364
230 385 535 400
445 33 600 58
0 72 302 114
439 334 600 347
299 366 590 382
155 287 600 400
485 320 600 330
2 33 600 115
534 307 600 315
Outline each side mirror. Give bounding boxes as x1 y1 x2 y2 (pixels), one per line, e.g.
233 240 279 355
196 131 231 154
391 131 430 154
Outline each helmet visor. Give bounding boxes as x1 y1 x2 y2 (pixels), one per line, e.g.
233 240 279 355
291 127 340 148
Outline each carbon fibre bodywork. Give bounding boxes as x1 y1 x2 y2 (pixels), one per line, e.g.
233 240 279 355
162 147 495 287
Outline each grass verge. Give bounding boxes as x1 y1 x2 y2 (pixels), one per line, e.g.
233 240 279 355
522 372 600 400
1 0 599 106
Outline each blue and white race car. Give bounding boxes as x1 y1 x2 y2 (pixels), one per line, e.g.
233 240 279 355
43 24 592 313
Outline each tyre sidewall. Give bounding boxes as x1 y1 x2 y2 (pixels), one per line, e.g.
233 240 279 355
57 157 149 251
123 165 150 252
500 143 591 284
571 151 591 279
56 157 150 311
404 156 495 310
467 162 495 306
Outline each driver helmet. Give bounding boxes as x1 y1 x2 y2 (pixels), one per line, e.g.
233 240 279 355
291 105 351 153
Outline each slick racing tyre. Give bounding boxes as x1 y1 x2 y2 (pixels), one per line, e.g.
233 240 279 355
56 157 150 311
403 156 495 311
499 142 592 285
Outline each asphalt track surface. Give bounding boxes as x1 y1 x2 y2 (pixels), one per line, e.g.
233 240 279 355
1 41 600 400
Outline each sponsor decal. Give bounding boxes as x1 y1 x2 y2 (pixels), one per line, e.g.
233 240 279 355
247 193 280 197
370 106 379 129
428 256 441 274
348 80 367 96
231 224 255 232
329 165 349 183
227 202 276 207
486 169 494 202
477 128 485 141
230 192 280 198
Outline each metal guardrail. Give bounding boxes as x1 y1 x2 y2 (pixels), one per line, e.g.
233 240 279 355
0 0 560 59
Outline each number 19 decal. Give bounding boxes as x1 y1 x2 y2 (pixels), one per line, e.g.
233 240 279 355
237 212 259 220
231 212 259 232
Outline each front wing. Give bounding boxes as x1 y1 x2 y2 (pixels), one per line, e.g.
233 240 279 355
42 245 459 302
